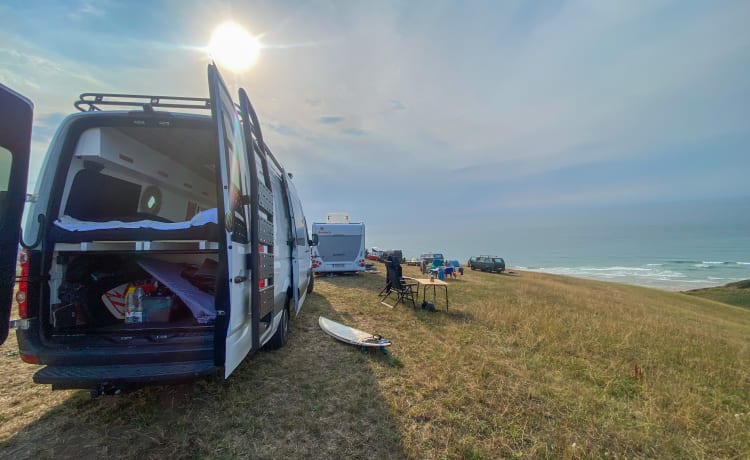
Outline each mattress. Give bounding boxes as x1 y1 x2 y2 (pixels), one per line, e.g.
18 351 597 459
50 208 220 243
137 258 216 324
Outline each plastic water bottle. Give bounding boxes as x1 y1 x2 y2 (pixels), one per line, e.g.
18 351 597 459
126 287 145 324
132 287 145 323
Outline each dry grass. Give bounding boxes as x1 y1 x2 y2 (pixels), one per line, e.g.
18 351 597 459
1 268 749 459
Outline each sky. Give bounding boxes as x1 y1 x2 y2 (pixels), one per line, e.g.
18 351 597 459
2 0 749 260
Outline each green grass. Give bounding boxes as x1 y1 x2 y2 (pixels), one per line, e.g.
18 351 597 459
684 279 750 309
1 268 749 459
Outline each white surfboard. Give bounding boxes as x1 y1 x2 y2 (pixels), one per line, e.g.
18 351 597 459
318 316 391 348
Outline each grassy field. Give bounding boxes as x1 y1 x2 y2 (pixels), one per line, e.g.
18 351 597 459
1 267 749 459
685 279 750 309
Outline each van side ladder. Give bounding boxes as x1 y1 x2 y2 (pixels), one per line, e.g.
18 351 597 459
239 90 275 351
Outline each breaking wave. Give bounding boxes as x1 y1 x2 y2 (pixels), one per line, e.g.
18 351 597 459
519 261 750 291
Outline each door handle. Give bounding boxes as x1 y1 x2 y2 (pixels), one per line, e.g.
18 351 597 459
234 275 248 283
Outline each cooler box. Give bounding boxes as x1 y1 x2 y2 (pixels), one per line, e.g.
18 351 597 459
142 296 174 322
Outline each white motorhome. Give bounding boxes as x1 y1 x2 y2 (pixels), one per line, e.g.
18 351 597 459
0 65 314 393
311 216 366 274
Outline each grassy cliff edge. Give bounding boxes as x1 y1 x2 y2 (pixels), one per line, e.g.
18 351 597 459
685 279 750 309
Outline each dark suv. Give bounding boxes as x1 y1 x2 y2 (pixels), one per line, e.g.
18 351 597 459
469 255 506 273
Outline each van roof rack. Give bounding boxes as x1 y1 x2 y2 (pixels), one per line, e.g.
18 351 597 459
75 93 211 113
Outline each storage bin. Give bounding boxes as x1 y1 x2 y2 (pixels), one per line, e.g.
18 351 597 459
142 296 174 322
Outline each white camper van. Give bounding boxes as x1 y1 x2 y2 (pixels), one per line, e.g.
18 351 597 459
0 65 314 393
311 215 366 274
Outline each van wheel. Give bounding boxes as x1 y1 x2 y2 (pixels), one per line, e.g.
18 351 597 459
307 273 314 294
266 303 289 350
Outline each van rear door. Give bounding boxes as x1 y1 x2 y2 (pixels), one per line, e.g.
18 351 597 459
208 64 256 377
0 84 33 345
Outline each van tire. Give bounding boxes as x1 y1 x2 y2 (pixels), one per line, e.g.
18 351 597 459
266 302 290 350
307 273 314 294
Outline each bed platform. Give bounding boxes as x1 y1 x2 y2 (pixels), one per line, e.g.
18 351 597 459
50 208 220 251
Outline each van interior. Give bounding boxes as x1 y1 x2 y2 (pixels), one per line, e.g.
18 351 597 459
45 122 221 342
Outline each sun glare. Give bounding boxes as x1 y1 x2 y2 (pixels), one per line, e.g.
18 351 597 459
208 22 260 72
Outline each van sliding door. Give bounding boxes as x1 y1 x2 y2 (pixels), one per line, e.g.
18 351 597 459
208 64 255 377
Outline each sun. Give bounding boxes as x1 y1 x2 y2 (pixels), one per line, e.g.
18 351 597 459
208 22 261 72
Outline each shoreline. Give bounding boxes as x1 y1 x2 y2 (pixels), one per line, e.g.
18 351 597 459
516 266 750 292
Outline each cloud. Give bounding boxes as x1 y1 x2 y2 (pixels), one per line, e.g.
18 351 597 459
33 112 67 141
67 0 110 21
3 0 748 220
266 122 300 139
389 99 406 111
318 116 345 124
305 97 321 107
341 127 367 137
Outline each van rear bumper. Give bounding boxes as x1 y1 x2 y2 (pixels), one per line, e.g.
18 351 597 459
34 360 218 390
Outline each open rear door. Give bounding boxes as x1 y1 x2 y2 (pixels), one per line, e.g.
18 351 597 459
208 65 256 377
237 89 278 328
0 84 33 345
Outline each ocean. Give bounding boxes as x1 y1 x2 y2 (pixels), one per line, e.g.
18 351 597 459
392 199 750 292
488 201 750 291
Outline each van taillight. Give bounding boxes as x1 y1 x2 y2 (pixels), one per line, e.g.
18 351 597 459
20 353 39 364
16 250 29 318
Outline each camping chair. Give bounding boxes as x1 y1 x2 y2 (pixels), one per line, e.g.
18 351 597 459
379 258 417 308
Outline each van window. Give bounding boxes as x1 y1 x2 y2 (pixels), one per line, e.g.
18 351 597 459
0 147 11 224
225 109 250 244
290 189 307 245
65 169 142 221
0 146 10 192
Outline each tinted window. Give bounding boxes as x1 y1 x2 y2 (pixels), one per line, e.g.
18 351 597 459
225 107 249 243
0 147 10 226
494 258 504 263
0 147 10 193
65 169 141 220
317 235 362 261
292 193 307 245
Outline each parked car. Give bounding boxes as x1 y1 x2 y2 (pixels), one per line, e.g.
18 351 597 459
405 258 421 266
419 252 445 273
469 255 506 273
419 252 444 266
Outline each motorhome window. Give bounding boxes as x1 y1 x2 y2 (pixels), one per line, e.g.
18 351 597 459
65 168 143 221
317 235 362 262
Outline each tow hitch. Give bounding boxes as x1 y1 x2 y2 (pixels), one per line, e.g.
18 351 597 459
9 318 31 330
